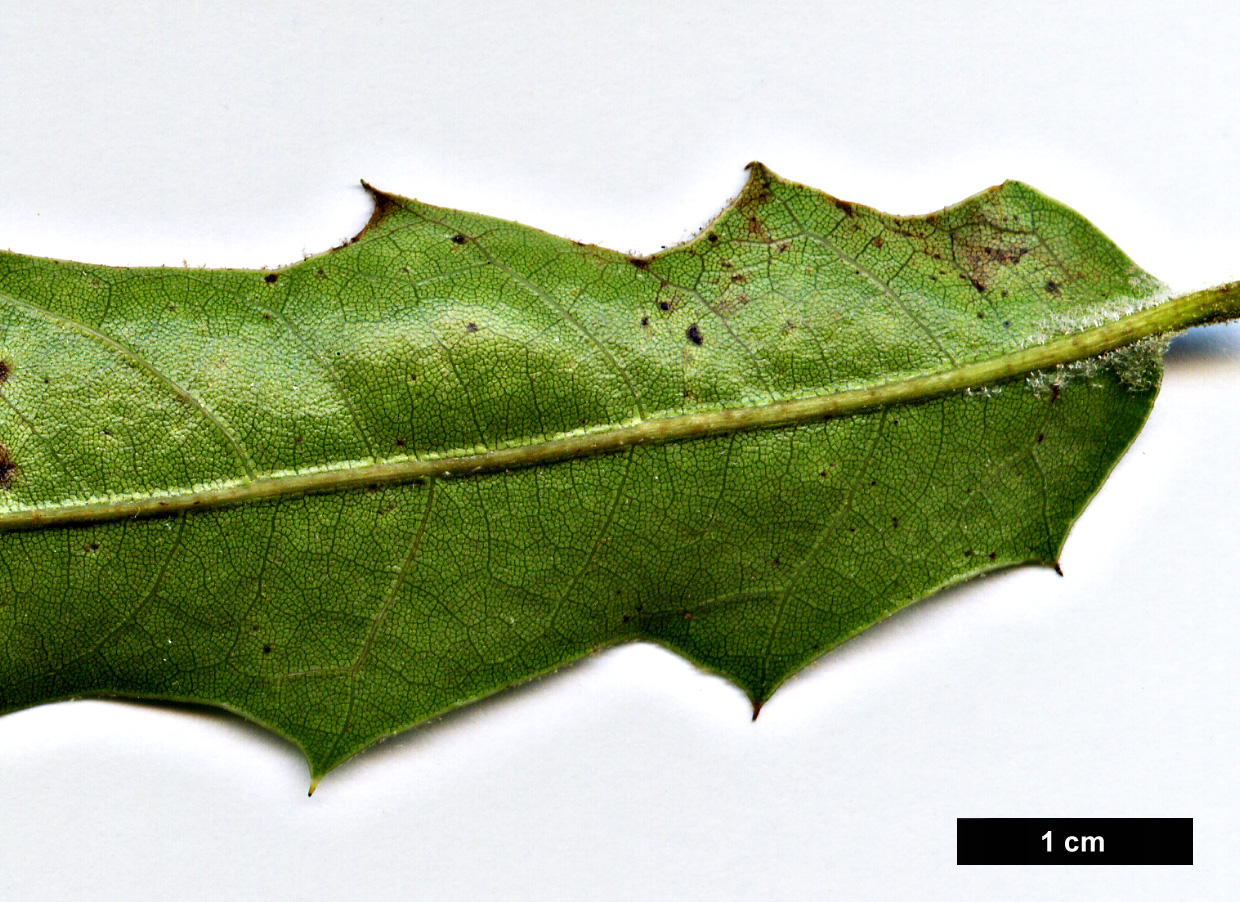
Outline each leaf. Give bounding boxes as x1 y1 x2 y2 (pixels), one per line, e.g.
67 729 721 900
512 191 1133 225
1 164 1237 785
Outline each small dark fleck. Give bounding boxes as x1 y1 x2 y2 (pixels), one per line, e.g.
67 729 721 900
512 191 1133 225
832 197 855 217
707 233 719 243
730 273 747 283
1044 279 1061 296
264 273 278 284
988 552 997 560
262 645 272 654
466 322 478 333
683 612 692 620
1036 433 1045 442
1003 320 1011 327
261 312 271 320
0 360 9 384
1050 384 1061 404
870 237 883 248
658 301 671 312
628 256 650 270
622 615 631 623
1001 290 1009 298
976 312 985 319
395 439 406 449
84 543 100 552
451 234 467 244
251 625 259 632
964 550 973 557
640 316 650 327
686 323 703 345
869 479 876 486
968 276 986 293
773 557 781 566
891 517 899 529
315 268 326 279
294 436 304 445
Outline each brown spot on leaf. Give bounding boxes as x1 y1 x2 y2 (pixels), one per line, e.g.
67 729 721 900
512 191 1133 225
0 444 15 489
451 234 466 244
832 197 855 217
628 256 650 270
730 273 747 283
0 360 9 385
262 645 272 654
686 323 703 345
264 273 278 284
870 237 883 248
466 322 478 333
1044 279 1061 296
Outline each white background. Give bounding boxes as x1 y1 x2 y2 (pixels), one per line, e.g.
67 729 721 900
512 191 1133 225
1 2 1238 898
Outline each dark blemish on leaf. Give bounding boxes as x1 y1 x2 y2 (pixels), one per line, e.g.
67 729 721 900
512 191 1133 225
964 550 973 557
466 322 478 333
451 234 466 244
640 316 649 327
967 275 986 293
1044 280 1061 296
773 557 781 566
870 237 883 248
832 197 855 217
683 612 692 620
167 305 177 312
719 260 733 270
1054 562 1064 577
976 312 985 319
658 301 671 312
395 439 406 449
686 324 703 345
1003 320 1010 327
869 480 876 486
891 517 899 529
1050 384 1061 404
622 615 631 623
0 360 9 385
84 543 100 553
295 436 304 445
315 268 326 279
731 273 747 284
262 645 272 654
988 552 997 560
777 241 791 252
250 624 259 632
628 256 650 270
1001 290 1009 298
707 232 719 243
1036 433 1045 443
264 273 278 284
746 215 769 241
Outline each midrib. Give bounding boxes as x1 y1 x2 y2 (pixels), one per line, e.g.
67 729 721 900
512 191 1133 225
2 281 1237 532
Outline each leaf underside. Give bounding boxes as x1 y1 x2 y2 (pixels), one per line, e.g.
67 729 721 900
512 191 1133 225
0 165 1165 780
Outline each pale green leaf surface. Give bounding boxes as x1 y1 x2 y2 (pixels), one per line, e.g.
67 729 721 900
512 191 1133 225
0 165 1230 780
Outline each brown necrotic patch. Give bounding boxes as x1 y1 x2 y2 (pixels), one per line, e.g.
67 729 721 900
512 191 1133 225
0 360 9 385
0 443 16 489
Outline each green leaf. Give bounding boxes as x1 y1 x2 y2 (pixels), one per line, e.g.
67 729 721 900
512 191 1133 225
1 164 1237 785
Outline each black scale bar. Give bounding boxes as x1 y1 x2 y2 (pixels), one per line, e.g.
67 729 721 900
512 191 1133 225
957 818 1192 865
